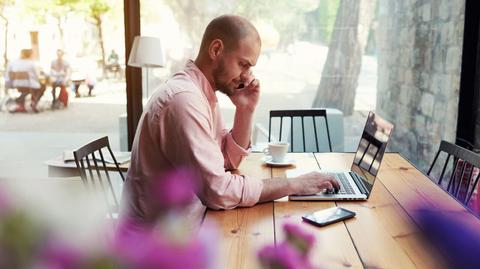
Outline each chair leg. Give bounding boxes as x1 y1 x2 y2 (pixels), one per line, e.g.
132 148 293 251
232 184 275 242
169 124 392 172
312 116 319 152
466 173 480 205
324 116 332 152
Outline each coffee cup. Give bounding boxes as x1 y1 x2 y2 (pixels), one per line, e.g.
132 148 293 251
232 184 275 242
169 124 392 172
263 142 289 163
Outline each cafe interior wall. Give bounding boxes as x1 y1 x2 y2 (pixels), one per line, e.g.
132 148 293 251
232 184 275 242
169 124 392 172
376 0 465 170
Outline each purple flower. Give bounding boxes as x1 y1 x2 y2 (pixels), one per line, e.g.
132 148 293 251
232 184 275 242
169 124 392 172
258 242 315 269
38 238 85 269
283 223 315 256
38 237 120 269
111 217 215 269
415 207 480 269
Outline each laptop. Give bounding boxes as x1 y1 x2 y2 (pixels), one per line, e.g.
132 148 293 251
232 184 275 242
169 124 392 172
289 111 394 201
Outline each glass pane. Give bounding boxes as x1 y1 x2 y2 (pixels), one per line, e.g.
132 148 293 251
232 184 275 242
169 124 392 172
140 0 465 170
0 1 127 177
376 0 464 169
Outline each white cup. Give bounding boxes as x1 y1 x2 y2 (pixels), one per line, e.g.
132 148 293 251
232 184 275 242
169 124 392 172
263 142 289 163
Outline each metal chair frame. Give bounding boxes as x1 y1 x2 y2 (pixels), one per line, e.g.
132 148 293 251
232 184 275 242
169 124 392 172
427 140 480 205
268 109 332 152
73 136 125 219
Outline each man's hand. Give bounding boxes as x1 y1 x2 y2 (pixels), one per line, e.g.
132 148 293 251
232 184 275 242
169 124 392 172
289 172 340 195
258 172 340 203
230 73 260 149
229 76 260 113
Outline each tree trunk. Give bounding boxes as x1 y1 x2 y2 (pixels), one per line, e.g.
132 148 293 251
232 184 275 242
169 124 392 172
0 15 8 70
56 17 65 48
95 16 106 77
312 0 376 116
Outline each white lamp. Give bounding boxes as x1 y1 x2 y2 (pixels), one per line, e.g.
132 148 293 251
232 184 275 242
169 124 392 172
127 36 164 100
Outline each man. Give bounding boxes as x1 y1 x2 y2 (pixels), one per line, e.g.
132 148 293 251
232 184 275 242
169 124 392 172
122 15 339 222
50 49 70 106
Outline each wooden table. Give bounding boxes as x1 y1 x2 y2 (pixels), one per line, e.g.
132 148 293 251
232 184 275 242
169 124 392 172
45 155 129 177
190 152 480 269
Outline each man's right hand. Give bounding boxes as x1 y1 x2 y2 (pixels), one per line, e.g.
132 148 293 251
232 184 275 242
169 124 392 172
289 172 340 195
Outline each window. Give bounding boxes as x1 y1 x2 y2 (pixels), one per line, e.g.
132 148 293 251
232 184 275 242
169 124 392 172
140 0 465 170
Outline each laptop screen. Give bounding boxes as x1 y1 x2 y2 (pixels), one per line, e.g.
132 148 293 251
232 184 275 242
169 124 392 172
351 112 394 195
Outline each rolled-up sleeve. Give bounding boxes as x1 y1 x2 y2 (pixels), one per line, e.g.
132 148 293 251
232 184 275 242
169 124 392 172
164 92 263 209
221 130 250 170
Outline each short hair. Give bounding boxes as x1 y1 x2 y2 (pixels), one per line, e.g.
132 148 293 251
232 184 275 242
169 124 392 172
20 49 33 59
199 15 260 52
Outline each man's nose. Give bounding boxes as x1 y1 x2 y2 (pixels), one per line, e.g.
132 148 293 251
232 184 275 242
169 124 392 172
240 70 252 82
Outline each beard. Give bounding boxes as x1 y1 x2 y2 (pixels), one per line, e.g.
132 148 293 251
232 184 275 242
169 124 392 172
213 58 236 96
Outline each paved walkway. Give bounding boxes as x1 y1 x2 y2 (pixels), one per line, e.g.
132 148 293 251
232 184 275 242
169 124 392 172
0 80 126 178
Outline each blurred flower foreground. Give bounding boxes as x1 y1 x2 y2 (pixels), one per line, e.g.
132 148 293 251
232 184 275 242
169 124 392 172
0 169 323 269
0 169 218 269
258 222 319 269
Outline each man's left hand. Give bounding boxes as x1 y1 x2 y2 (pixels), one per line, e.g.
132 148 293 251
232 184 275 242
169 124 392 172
229 78 260 113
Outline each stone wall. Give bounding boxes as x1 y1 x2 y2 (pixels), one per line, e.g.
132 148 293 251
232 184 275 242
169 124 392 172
376 0 465 169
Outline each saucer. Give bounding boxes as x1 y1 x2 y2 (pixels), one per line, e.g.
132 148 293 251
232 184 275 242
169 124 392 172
263 156 295 167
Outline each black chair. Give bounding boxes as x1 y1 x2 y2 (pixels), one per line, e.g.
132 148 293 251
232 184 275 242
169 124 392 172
456 137 475 151
427 140 480 205
73 136 125 219
268 109 332 152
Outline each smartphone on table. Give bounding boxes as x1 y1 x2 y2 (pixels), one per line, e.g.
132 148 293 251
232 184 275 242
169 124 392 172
302 207 356 227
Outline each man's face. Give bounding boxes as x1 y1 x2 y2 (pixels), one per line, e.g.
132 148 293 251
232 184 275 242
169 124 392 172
212 37 260 96
57 50 64 59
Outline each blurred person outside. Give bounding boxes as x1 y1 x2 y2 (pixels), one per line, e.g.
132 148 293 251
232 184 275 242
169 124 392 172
106 49 121 79
71 71 95 97
121 15 339 224
108 49 119 65
50 49 70 108
70 55 97 97
4 48 42 113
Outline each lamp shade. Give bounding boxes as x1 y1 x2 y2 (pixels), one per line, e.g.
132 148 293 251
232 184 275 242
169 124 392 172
128 36 164 68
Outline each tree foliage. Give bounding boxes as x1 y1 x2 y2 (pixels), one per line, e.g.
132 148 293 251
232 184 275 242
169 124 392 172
23 0 80 24
18 0 112 73
84 0 110 21
77 0 111 71
160 0 319 49
0 0 13 11
303 0 340 44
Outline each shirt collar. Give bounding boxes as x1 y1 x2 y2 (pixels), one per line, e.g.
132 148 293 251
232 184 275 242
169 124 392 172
185 60 217 106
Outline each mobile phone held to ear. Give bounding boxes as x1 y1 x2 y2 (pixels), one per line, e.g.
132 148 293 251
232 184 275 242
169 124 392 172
237 77 257 89
302 207 356 227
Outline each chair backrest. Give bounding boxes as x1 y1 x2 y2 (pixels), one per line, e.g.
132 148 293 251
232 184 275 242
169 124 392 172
268 109 332 152
73 136 125 218
427 140 480 206
8 71 29 80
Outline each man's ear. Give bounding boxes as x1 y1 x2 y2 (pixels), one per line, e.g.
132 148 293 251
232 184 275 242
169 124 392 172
209 39 224 60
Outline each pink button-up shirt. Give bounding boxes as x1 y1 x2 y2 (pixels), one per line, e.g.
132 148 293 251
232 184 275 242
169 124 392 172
122 60 263 221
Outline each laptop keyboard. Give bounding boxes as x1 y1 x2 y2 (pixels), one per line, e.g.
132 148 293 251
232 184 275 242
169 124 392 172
329 172 355 194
